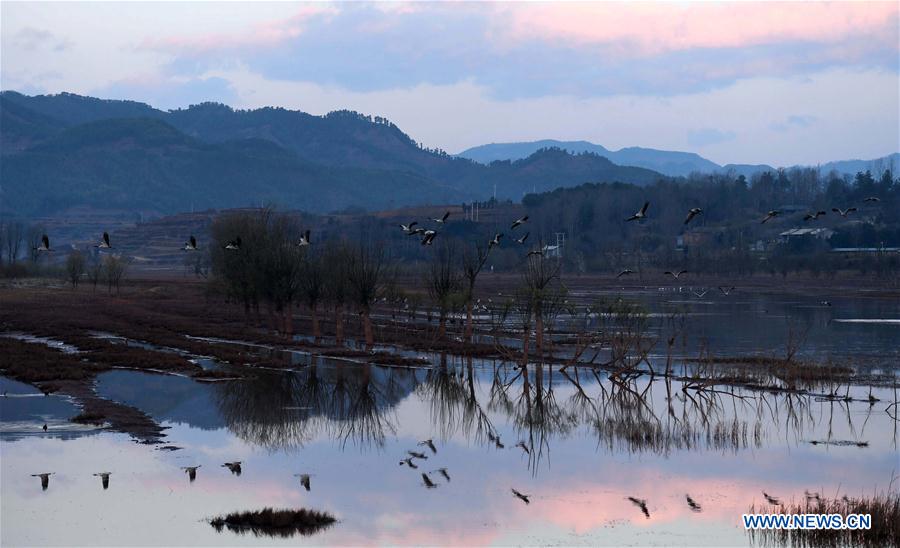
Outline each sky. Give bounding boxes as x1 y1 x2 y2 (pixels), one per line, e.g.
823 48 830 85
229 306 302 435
1 1 898 166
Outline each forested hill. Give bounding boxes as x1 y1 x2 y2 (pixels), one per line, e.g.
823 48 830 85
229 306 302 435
0 91 667 217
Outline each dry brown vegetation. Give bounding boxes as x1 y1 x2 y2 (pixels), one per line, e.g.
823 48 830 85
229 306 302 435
209 508 336 538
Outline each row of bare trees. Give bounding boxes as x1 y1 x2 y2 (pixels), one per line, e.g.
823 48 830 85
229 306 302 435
209 209 388 348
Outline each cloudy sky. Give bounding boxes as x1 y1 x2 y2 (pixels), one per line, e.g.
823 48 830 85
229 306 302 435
2 1 898 166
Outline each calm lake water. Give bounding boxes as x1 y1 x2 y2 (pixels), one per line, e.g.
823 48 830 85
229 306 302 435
2 290 898 546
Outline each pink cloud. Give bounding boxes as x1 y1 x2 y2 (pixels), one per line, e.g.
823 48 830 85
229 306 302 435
140 5 338 55
498 2 899 56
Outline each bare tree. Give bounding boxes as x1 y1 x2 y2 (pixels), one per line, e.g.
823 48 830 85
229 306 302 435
323 243 352 346
428 242 462 340
348 244 387 349
462 242 490 343
66 250 86 289
522 251 562 359
299 250 325 341
3 221 24 264
103 255 129 295
86 253 103 292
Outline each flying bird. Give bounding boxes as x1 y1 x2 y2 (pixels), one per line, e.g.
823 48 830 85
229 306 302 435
616 269 634 278
691 288 709 298
298 230 311 247
510 215 529 229
664 270 688 280
399 457 418 469
526 249 543 257
94 472 111 490
421 230 437 246
400 222 418 233
421 473 437 488
295 474 311 491
805 490 821 502
718 286 735 296
863 196 880 203
433 211 450 224
686 494 702 512
832 207 857 218
183 235 198 251
35 234 53 252
96 232 112 249
182 466 201 482
803 211 827 221
32 473 53 491
222 462 242 476
418 439 437 454
515 441 530 455
489 233 503 248
511 488 530 504
625 201 650 222
684 208 703 225
760 210 780 224
515 232 529 245
628 496 650 518
763 492 781 505
224 237 241 250
408 450 428 460
435 468 451 482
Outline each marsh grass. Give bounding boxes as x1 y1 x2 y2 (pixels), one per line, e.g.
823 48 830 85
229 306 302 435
747 491 900 547
209 508 336 538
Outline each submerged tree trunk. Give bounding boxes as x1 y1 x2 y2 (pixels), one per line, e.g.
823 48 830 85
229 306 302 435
362 309 374 349
283 307 293 339
521 318 531 367
535 312 545 360
438 312 446 340
465 300 474 343
311 303 321 342
335 304 345 346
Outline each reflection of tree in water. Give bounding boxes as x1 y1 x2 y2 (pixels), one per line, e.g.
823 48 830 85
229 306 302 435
215 358 416 451
416 353 496 442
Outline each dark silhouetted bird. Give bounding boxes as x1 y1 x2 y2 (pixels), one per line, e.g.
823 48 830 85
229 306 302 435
421 473 437 488
832 207 857 218
224 237 241 250
616 269 634 278
96 232 112 249
515 232 529 245
399 457 418 469
421 230 437 246
418 439 437 454
295 473 311 491
863 196 880 203
400 222 418 234
511 215 529 229
183 235 198 251
664 270 688 280
94 472 111 490
718 285 735 296
686 494 701 512
489 233 503 248
684 208 702 225
628 496 650 518
763 492 781 505
435 468 450 482
761 210 780 224
625 201 650 222
32 473 53 491
222 462 242 476
182 466 201 482
433 211 450 224
527 249 543 257
407 450 428 460
803 211 827 221
36 234 53 252
512 488 530 504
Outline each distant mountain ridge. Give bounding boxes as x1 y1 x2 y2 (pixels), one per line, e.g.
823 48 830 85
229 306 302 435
0 91 668 217
457 139 898 178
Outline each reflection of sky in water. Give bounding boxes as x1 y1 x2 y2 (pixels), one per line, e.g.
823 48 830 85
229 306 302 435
2 291 898 545
3 363 897 546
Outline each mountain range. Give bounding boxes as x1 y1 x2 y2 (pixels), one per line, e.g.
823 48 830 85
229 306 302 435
2 91 895 218
0 91 663 217
457 139 899 178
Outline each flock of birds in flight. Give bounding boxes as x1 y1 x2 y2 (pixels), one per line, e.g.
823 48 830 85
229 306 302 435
33 196 880 272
